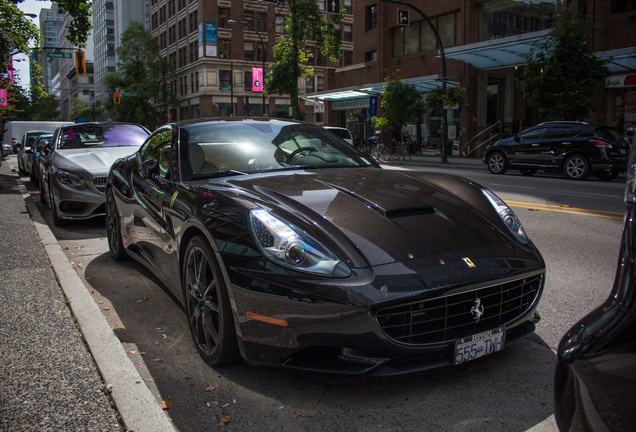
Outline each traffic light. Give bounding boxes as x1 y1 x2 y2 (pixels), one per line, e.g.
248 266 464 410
166 114 172 122
113 92 121 104
75 50 86 75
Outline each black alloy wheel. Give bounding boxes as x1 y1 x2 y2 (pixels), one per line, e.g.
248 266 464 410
487 151 508 174
105 188 128 261
183 236 240 366
49 183 66 227
564 154 590 180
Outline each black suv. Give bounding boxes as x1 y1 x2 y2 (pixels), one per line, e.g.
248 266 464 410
483 121 629 180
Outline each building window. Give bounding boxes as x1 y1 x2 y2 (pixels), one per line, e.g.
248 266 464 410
195 71 199 92
275 16 285 33
218 39 231 59
366 5 377 30
255 12 267 32
343 24 352 42
219 7 231 28
392 12 462 57
306 76 314 93
365 50 377 62
219 70 232 88
343 0 352 14
343 50 353 66
611 0 636 13
244 71 252 90
317 75 324 92
477 0 555 41
245 41 254 61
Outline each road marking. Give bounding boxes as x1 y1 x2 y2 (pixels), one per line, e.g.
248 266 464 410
506 200 624 220
563 190 623 199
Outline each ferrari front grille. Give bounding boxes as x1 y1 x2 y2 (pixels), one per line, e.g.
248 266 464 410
376 274 543 345
92 176 107 193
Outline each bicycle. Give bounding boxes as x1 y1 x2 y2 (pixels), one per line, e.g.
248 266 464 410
370 142 390 162
390 137 413 161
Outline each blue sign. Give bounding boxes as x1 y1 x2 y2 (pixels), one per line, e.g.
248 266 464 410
205 22 217 43
369 95 378 116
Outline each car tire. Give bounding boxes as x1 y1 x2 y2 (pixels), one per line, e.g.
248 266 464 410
49 184 66 227
17 158 26 175
519 169 537 176
183 236 240 367
105 188 128 261
564 154 589 180
554 362 576 432
595 168 619 181
487 152 508 174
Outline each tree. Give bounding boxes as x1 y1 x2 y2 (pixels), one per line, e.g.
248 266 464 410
27 94 61 120
373 76 425 144
519 10 608 121
265 0 343 120
104 21 178 129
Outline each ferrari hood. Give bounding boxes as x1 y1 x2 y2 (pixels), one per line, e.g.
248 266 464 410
222 168 532 269
54 147 140 176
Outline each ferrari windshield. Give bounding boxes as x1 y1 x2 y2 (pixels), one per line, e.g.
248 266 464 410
59 124 149 150
180 120 374 179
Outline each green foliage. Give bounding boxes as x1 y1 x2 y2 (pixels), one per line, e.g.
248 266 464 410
423 85 467 109
265 0 343 120
27 94 61 120
104 21 177 129
519 10 608 121
372 76 425 134
55 0 93 48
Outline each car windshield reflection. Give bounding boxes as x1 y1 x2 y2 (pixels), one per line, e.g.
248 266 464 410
181 121 372 180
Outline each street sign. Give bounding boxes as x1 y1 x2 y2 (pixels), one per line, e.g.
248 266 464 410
122 92 138 96
369 95 378 116
398 9 409 26
327 0 340 13
46 52 72 59
220 86 231 92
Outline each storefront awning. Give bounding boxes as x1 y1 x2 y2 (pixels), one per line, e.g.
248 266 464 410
308 75 459 102
444 30 551 70
598 46 636 73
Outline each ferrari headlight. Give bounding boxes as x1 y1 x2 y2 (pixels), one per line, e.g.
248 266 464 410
250 209 351 277
482 189 529 244
56 169 86 189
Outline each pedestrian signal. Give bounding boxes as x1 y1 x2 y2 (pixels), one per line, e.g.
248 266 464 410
75 50 86 75
113 92 121 104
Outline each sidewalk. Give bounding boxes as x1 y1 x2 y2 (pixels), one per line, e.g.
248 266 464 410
0 155 175 432
379 149 485 170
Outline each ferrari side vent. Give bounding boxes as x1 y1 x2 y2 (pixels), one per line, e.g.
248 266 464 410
385 207 436 219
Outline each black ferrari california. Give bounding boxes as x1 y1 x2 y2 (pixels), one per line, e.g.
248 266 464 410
106 118 545 375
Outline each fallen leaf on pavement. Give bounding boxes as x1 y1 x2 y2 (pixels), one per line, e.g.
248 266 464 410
295 408 318 417
160 401 172 410
218 412 231 426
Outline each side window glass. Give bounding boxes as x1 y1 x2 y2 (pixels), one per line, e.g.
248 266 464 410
519 127 546 141
142 128 173 179
545 127 571 139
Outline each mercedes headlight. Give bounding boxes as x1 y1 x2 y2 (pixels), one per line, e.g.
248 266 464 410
482 189 528 244
250 209 351 277
56 169 86 189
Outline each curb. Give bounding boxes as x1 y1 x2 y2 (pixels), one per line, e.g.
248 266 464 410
17 175 177 432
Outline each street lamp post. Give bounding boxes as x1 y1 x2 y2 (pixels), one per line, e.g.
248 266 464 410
228 19 266 116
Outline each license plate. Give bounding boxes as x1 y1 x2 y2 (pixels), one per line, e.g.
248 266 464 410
454 328 504 365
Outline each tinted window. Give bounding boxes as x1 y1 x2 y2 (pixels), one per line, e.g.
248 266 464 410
180 120 370 180
142 128 173 179
327 128 352 140
544 127 571 139
59 124 149 150
595 126 623 144
519 127 547 141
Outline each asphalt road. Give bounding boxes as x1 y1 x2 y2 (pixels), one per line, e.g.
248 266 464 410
22 165 625 432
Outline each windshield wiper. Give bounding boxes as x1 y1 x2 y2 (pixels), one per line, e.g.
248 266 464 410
191 170 248 180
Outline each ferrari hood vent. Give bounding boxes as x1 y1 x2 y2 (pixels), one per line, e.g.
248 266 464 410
316 180 436 219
